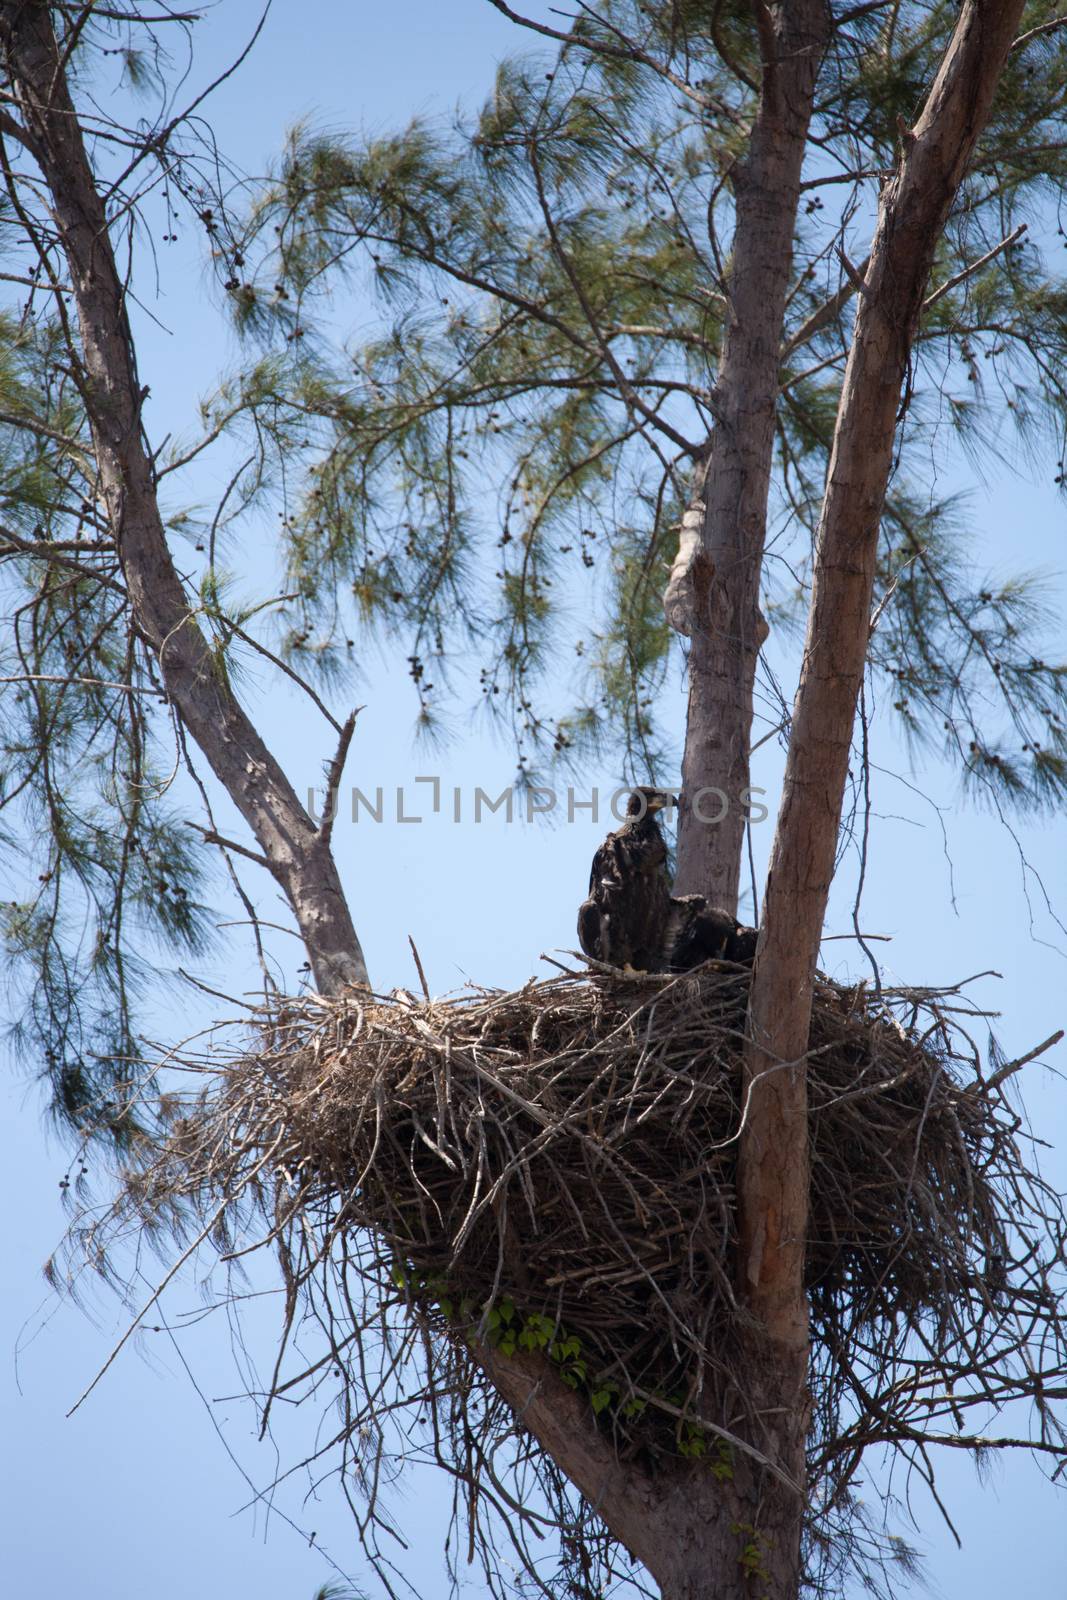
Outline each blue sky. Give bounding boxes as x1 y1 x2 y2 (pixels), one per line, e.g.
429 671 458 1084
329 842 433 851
2 4 1065 1597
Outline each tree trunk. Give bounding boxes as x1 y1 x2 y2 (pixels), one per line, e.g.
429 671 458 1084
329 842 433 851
671 0 830 914
737 2 1026 1591
480 1342 786 1600
0 1 369 996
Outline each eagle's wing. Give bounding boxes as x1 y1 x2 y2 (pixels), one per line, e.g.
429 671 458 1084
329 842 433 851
577 897 605 961
663 895 700 971
694 905 737 960
587 836 619 895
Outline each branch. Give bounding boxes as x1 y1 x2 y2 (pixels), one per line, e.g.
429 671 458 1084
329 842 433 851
711 0 758 90
752 0 779 106
922 222 1027 310
975 1029 1065 1095
781 255 870 360
0 103 39 157
482 0 734 117
834 0 894 22
0 524 126 594
779 347 848 392
1011 15 1067 52
0 404 88 455
186 822 271 872
58 7 203 20
219 615 343 735
318 707 361 850
0 671 163 696
0 1 368 994
528 146 700 459
835 243 870 295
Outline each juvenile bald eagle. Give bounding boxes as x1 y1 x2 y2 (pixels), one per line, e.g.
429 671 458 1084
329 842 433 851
577 787 759 973
576 788 672 972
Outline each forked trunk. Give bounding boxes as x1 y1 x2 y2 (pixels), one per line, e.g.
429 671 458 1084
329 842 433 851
480 1341 805 1600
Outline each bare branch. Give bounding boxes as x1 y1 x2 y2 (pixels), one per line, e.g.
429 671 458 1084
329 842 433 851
185 822 271 871
835 243 870 295
980 1029 1065 1094
0 103 37 156
1012 14 1067 52
0 524 126 593
781 256 869 360
0 671 162 696
318 707 361 850
923 222 1027 310
0 404 88 454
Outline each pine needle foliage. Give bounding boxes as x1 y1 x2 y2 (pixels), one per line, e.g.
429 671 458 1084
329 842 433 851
215 0 1067 795
0 307 216 1145
0 5 1064 1596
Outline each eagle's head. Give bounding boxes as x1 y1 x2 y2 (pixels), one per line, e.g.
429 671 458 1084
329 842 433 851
626 786 674 819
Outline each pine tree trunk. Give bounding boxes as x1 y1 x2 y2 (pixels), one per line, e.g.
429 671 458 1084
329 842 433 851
737 4 1026 1594
480 1341 802 1599
671 0 830 914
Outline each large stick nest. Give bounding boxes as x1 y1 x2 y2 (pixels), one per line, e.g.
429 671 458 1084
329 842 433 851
75 962 1067 1598
126 963 1063 1487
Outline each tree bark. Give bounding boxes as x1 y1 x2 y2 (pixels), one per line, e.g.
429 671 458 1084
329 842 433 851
0 1 369 996
737 1 1026 1589
480 1342 772 1600
671 0 830 914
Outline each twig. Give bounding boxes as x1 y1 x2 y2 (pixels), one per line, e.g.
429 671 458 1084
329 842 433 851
1011 15 1067 52
835 245 870 296
923 224 1027 311
408 936 431 1002
318 707 362 848
975 1029 1064 1095
781 257 871 361
185 821 271 871
0 672 161 696
221 616 343 734
66 1132 287 1418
